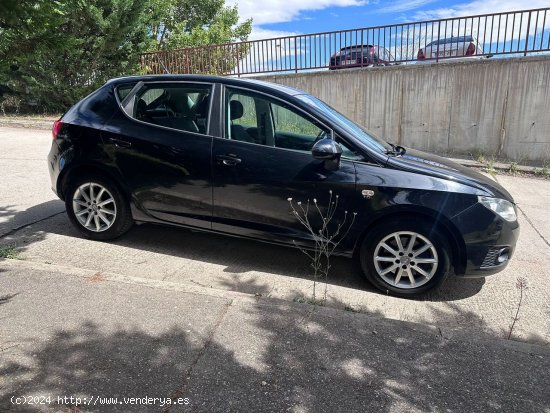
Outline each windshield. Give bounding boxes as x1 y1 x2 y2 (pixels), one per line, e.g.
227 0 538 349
296 94 391 153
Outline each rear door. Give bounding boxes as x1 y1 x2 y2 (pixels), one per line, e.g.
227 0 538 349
211 86 358 248
102 81 216 229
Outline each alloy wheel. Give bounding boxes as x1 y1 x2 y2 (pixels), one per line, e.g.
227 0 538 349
72 182 117 232
373 231 438 289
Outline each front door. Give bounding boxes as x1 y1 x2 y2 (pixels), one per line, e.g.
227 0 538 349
212 86 357 249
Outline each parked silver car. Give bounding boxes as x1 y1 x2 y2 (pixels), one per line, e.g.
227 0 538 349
417 35 485 62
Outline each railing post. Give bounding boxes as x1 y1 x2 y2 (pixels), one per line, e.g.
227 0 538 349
524 11 532 56
236 45 241 77
436 21 441 62
294 36 298 73
360 30 364 68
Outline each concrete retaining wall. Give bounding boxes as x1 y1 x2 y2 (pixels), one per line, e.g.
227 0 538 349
255 56 550 163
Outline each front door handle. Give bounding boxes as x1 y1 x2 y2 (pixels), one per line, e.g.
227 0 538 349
216 154 241 166
109 138 132 148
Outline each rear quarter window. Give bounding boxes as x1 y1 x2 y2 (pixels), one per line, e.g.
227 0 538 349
116 83 137 101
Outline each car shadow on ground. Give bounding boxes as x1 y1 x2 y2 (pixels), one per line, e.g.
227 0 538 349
1 201 485 302
118 223 486 302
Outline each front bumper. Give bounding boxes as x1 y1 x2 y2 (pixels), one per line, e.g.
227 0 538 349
451 202 520 277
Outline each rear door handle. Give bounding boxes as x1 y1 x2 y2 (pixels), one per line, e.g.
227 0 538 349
109 138 132 148
216 154 241 166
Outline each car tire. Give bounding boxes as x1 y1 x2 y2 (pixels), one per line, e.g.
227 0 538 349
65 174 133 240
359 218 451 297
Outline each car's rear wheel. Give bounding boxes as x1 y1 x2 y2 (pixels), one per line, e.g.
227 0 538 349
65 175 133 240
359 219 451 297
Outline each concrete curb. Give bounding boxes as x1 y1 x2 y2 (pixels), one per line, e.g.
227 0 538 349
448 157 541 174
0 257 257 305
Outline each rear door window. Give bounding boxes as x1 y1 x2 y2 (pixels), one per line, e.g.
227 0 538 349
125 83 212 135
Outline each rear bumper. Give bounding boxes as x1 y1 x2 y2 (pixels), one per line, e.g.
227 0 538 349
451 203 520 277
415 56 487 65
329 57 377 69
48 141 62 198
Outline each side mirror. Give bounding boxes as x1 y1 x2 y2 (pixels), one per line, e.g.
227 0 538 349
312 138 342 160
311 138 342 171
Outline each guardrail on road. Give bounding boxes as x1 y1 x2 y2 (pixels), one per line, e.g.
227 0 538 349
139 7 550 76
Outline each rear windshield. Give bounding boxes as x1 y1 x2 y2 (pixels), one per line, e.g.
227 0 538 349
427 36 474 47
340 45 375 57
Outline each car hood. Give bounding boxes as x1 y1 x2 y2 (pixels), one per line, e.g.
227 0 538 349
387 148 514 202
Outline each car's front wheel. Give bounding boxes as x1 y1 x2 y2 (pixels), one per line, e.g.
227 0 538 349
65 175 133 240
359 219 451 297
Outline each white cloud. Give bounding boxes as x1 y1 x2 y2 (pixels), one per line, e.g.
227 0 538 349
226 0 367 26
377 0 437 14
413 0 549 20
235 36 307 75
226 0 370 71
248 27 299 41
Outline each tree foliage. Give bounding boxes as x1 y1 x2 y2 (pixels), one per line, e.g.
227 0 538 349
147 0 251 50
0 0 251 113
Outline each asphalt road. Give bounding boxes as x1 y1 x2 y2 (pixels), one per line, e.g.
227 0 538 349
1 126 549 345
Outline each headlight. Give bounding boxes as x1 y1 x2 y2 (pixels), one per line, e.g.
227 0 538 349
478 196 517 222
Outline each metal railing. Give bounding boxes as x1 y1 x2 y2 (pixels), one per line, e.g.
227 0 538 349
139 7 550 76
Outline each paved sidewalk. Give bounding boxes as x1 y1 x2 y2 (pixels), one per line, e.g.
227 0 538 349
1 259 549 413
0 116 58 131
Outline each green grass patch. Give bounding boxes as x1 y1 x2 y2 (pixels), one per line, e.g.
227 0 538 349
0 245 21 259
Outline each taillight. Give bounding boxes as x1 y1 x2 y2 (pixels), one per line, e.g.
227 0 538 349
52 120 62 140
417 49 425 60
465 43 476 56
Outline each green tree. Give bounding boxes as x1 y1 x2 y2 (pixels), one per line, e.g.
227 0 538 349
1 0 149 112
141 0 252 76
142 0 252 76
147 0 252 50
0 0 251 113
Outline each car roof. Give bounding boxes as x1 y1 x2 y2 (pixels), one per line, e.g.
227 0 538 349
106 75 306 97
340 45 375 51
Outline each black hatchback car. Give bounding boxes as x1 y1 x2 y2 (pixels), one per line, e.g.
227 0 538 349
48 75 519 296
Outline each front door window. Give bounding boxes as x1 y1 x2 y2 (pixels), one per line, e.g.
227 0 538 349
225 88 330 152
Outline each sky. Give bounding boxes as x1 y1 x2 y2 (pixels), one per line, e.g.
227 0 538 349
225 0 549 40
